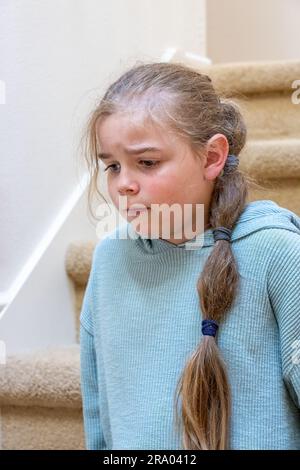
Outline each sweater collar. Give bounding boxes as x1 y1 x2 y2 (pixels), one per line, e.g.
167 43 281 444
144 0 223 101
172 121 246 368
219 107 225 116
118 200 300 255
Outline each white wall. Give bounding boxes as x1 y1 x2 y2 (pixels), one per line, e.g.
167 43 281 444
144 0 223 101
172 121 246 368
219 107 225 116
0 0 206 353
0 188 98 355
207 0 300 63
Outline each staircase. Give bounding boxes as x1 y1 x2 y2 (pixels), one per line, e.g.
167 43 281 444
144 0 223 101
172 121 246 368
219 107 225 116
201 59 300 215
1 59 299 450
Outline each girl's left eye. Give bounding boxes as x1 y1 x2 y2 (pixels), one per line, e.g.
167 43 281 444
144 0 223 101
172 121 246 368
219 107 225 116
140 160 159 168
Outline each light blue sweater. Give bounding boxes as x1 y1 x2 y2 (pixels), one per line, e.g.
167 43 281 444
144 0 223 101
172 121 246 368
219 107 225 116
80 199 300 450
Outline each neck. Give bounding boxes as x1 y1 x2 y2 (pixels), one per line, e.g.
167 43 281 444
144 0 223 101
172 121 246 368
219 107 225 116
159 201 212 245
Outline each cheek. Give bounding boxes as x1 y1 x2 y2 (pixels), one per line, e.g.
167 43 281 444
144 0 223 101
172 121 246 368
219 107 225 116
177 166 205 201
147 166 185 198
149 166 203 204
106 183 114 201
145 175 178 202
106 182 122 209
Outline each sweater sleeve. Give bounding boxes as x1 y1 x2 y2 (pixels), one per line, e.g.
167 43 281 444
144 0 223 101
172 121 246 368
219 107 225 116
79 257 107 450
267 229 300 409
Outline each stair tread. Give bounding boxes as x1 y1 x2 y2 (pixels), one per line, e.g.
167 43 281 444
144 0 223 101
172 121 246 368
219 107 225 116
198 59 300 95
0 344 81 408
240 138 300 178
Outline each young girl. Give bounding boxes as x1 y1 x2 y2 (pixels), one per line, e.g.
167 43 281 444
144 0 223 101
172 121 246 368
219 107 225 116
79 61 300 450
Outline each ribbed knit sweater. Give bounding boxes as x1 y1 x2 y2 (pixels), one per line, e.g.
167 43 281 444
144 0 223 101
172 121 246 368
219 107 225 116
80 199 300 450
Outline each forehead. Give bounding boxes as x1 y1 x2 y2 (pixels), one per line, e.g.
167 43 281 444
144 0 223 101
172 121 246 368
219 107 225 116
96 112 179 149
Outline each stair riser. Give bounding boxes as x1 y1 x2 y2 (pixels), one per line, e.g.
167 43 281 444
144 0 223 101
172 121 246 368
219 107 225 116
0 405 85 450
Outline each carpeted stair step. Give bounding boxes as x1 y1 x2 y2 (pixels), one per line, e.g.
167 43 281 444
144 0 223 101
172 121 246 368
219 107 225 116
0 345 84 450
199 59 300 140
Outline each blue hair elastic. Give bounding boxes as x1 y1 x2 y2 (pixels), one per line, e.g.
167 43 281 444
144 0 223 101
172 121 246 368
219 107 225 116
220 154 239 176
212 227 232 242
201 319 219 337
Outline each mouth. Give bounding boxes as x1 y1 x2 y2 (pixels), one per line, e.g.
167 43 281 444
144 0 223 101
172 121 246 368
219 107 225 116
127 207 149 216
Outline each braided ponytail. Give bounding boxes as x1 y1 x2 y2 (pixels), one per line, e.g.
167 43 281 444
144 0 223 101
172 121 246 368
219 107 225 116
174 99 248 449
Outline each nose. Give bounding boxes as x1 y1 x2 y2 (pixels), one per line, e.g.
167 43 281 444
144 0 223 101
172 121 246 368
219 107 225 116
117 170 140 196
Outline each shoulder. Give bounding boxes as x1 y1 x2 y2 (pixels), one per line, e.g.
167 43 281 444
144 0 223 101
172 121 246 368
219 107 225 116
265 227 300 288
252 226 300 270
233 200 300 252
235 224 300 259
241 223 300 256
234 226 300 286
264 227 300 258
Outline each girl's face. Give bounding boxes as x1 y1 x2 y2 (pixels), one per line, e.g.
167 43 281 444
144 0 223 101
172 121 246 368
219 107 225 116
96 113 220 244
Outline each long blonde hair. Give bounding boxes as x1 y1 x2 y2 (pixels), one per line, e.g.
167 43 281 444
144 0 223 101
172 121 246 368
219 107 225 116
81 61 261 449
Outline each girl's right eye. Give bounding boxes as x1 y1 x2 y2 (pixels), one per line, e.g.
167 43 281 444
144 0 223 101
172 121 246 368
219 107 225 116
104 163 119 173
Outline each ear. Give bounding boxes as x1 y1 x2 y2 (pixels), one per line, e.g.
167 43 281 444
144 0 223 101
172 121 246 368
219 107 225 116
203 134 229 181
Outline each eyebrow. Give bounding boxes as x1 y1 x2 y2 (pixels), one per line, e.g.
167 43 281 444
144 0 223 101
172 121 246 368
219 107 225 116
97 146 161 160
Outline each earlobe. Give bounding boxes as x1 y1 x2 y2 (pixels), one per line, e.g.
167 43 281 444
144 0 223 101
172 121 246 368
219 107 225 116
203 167 220 182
